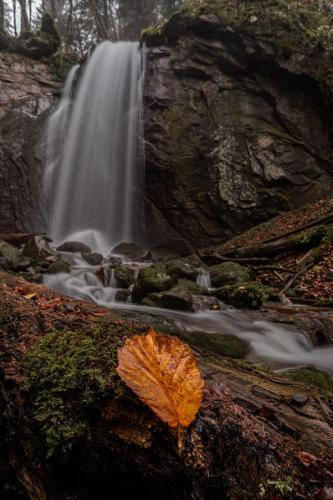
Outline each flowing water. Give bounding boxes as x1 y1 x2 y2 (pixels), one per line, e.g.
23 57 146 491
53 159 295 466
45 41 145 250
43 42 333 374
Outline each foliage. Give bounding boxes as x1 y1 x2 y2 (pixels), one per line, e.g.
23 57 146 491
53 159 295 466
117 327 204 428
259 476 293 498
25 325 121 457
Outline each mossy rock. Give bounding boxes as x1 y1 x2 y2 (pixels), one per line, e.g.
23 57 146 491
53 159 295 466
172 278 208 295
0 240 31 271
48 259 70 274
15 12 60 60
160 290 193 311
216 283 268 309
132 266 173 303
115 289 130 302
209 262 250 288
114 265 136 288
57 241 91 253
81 252 103 265
165 256 201 282
178 331 249 358
283 366 333 394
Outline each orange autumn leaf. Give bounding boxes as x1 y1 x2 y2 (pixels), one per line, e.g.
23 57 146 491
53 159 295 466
116 327 204 428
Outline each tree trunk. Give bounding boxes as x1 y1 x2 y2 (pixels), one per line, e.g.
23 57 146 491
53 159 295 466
0 271 332 499
17 0 29 31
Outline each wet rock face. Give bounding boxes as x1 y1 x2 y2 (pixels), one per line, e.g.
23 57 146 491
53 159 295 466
0 52 61 234
144 14 333 252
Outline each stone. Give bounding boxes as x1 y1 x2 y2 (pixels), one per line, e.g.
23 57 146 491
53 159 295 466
81 252 103 266
292 394 309 406
172 279 208 296
165 257 201 282
109 256 122 267
0 240 30 271
111 242 151 261
23 235 55 261
115 289 131 302
178 331 249 359
192 295 221 312
48 259 70 274
159 290 192 311
215 283 268 309
131 266 172 303
57 241 92 253
114 265 136 288
209 262 250 288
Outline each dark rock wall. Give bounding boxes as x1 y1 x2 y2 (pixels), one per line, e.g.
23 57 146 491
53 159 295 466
143 13 333 252
0 53 61 234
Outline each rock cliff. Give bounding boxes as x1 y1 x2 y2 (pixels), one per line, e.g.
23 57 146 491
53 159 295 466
0 53 61 234
143 0 333 252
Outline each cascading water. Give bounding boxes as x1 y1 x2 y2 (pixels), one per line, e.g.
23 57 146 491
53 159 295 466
45 41 145 251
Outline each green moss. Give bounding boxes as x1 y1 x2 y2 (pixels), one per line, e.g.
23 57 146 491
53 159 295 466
172 278 207 295
176 330 249 358
283 366 333 394
25 325 122 457
215 283 269 309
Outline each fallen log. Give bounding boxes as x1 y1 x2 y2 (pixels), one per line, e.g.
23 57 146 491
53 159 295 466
0 233 49 245
223 225 327 259
198 251 271 266
0 272 333 499
256 212 333 246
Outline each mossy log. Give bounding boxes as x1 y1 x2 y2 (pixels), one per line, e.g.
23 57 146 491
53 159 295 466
224 226 327 259
1 272 333 499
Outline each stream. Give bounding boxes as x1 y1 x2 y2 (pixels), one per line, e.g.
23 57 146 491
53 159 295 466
44 251 333 374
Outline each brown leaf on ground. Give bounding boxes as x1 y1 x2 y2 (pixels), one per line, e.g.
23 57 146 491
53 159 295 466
116 327 204 428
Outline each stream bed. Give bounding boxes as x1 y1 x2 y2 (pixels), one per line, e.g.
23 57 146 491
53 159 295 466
44 253 333 374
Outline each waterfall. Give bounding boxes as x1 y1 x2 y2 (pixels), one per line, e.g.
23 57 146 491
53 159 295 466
197 269 211 289
45 41 145 252
44 64 79 218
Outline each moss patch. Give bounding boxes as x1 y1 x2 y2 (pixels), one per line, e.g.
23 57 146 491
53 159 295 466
283 366 333 394
25 325 123 457
176 330 249 358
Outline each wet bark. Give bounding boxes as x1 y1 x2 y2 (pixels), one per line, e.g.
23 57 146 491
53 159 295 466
0 272 332 499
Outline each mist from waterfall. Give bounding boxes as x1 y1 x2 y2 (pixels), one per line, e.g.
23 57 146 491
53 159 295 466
45 41 145 251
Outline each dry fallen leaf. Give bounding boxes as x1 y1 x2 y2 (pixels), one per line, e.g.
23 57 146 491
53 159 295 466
24 292 37 300
116 327 204 428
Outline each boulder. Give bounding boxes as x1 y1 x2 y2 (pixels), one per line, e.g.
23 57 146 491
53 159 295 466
23 235 55 261
111 242 151 261
178 331 250 359
215 283 268 309
0 240 30 271
81 252 103 266
115 289 131 302
174 278 208 294
192 295 220 312
48 259 70 274
114 265 136 288
160 290 192 311
209 262 250 288
57 241 92 253
132 266 172 303
165 256 201 281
